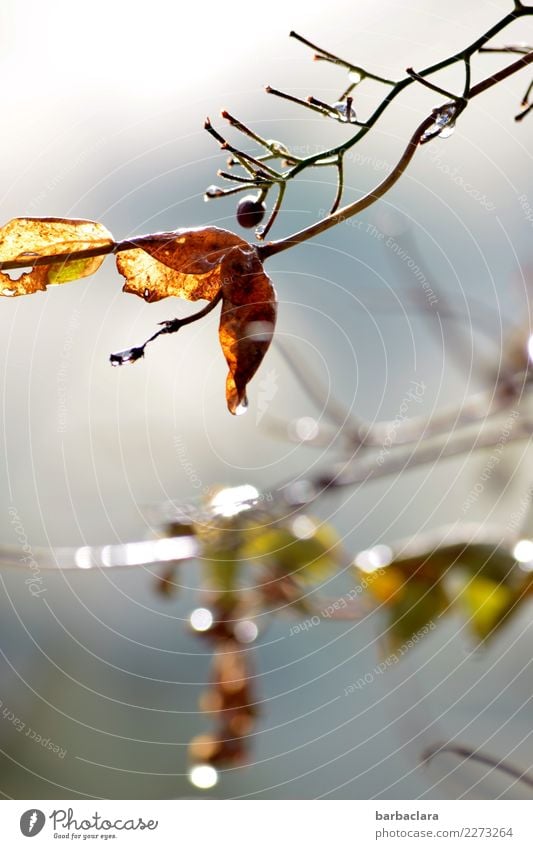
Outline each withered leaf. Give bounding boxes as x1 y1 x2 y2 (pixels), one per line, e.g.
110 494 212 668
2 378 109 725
219 247 277 414
116 227 248 303
0 217 114 296
116 227 277 414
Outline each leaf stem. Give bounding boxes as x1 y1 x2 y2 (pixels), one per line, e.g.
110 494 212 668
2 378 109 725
109 291 223 366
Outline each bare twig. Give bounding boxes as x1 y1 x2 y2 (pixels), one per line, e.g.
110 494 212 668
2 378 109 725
258 50 533 259
109 291 223 365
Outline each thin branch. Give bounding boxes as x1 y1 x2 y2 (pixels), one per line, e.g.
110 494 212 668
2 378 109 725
0 534 199 571
258 113 434 260
479 44 533 55
330 156 344 214
406 66 466 104
469 49 533 97
3 29 531 276
217 170 265 186
289 30 396 85
205 183 265 199
256 180 285 241
522 78 533 105
422 743 533 792
258 50 533 260
282 414 533 502
463 55 472 97
279 8 530 185
205 118 281 180
516 101 533 120
265 85 336 119
109 291 223 366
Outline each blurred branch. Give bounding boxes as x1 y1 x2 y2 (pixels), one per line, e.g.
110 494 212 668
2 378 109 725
284 411 533 501
423 742 533 792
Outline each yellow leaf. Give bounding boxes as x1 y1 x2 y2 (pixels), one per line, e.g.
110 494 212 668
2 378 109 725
0 217 114 296
456 575 516 641
241 519 341 583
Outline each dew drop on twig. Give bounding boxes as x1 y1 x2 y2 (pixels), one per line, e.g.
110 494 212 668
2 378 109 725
348 70 363 85
333 100 357 123
421 104 457 142
109 347 144 366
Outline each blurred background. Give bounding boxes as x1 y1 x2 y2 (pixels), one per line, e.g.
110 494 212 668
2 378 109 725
0 0 532 799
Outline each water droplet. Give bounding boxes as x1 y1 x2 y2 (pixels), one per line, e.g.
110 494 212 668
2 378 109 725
438 124 455 140
421 104 457 142
348 69 363 84
266 138 289 156
205 184 222 199
109 347 144 366
2 288 15 297
143 288 150 300
435 105 456 127
332 101 357 123
255 224 266 238
234 398 248 416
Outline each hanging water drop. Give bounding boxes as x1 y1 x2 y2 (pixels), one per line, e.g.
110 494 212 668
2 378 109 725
332 100 357 123
421 104 457 142
438 124 455 140
348 69 363 84
109 347 144 366
266 139 290 156
204 185 223 200
234 397 248 416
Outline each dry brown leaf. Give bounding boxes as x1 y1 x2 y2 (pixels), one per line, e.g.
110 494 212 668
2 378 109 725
0 217 114 296
116 227 277 414
116 227 247 303
219 247 277 414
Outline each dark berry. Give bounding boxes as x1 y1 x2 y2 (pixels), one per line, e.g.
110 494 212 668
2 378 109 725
236 195 266 228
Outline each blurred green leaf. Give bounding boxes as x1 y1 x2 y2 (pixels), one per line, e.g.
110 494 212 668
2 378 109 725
241 519 341 584
452 573 522 641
